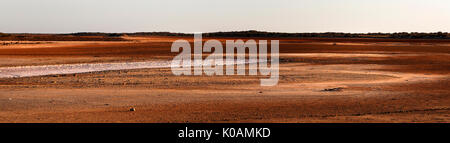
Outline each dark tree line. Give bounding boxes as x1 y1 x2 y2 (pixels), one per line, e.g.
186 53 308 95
2 31 449 39
389 32 448 39
129 31 450 39
201 31 449 39
64 32 191 37
0 32 11 37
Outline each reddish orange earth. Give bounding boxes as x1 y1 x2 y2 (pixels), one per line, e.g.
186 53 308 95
0 36 449 123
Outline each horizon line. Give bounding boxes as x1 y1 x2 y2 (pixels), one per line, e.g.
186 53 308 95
2 30 449 35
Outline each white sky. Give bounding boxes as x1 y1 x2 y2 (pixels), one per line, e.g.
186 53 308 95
0 0 449 33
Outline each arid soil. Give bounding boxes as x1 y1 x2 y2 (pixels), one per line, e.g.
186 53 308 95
0 36 448 123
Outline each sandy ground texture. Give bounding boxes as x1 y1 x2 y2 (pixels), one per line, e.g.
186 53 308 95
0 36 449 123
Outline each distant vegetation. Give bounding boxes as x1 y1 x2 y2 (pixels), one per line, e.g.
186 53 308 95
1 31 449 41
64 32 191 37
65 30 449 39
0 33 126 41
202 31 450 39
0 32 11 37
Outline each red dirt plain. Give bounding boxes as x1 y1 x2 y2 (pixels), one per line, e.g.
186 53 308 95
0 36 448 122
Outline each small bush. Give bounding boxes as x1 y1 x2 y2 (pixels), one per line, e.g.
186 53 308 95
0 32 11 37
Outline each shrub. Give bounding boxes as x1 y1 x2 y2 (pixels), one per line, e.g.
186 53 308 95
0 32 11 37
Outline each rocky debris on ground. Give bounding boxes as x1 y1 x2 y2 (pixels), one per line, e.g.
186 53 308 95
322 87 344 92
